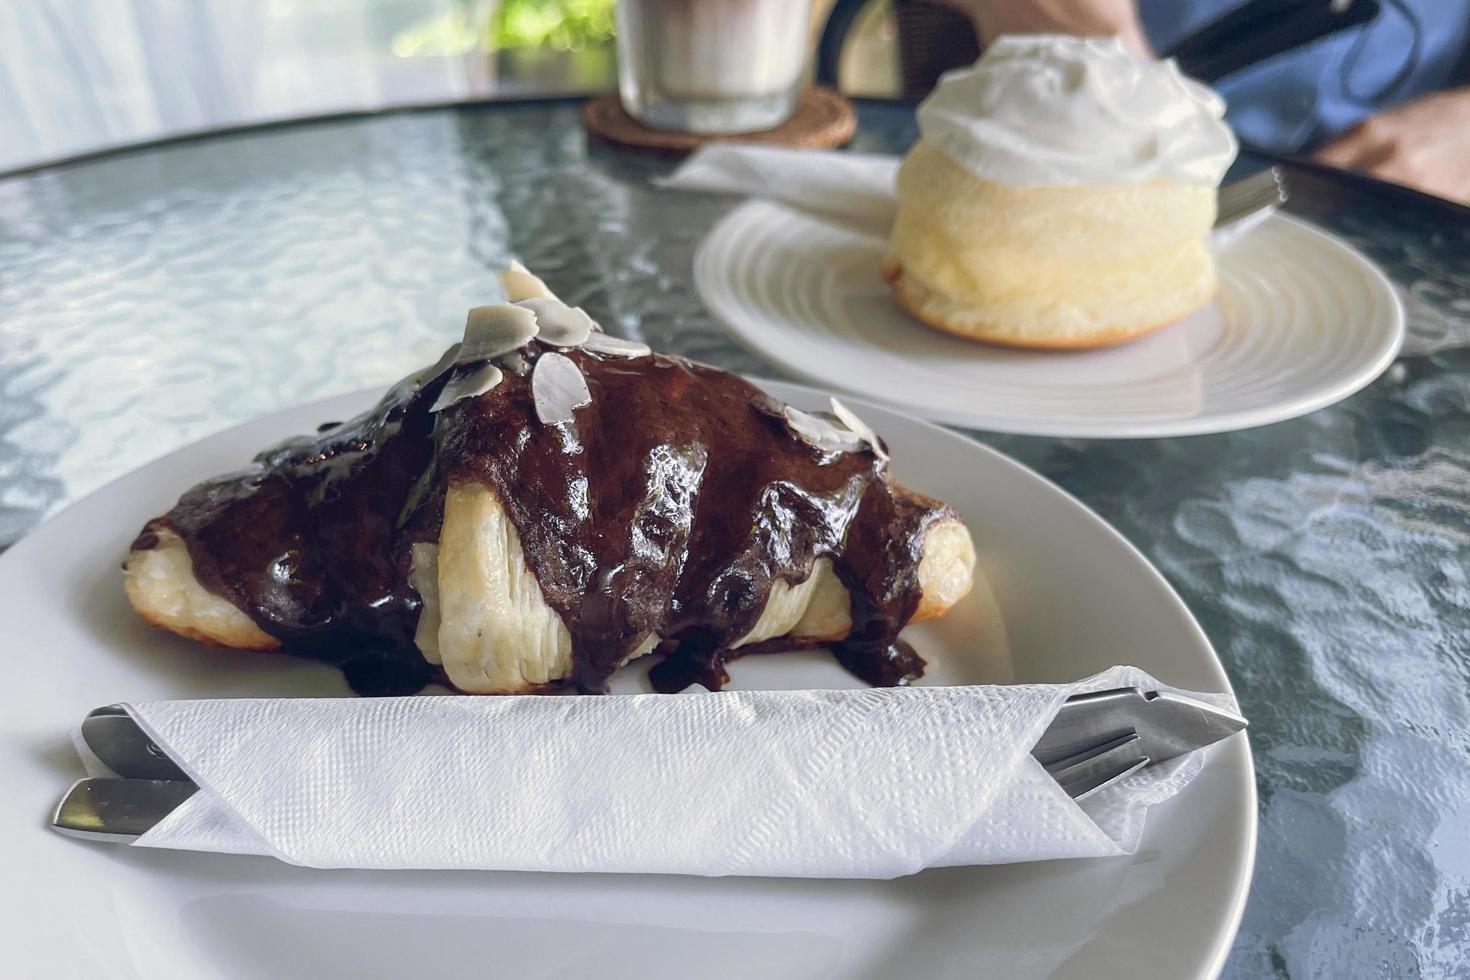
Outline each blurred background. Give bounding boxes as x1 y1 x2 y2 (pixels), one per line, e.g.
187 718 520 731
0 0 901 172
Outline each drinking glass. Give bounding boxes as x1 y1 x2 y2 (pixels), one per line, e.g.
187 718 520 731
616 0 813 134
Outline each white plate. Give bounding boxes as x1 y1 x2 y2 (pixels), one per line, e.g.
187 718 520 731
0 381 1254 979
696 203 1404 438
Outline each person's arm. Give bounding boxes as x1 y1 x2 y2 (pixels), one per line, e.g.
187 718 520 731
938 0 1152 56
1314 87 1470 203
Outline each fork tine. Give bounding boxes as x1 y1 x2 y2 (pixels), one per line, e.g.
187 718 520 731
1216 167 1287 226
1219 165 1282 200
1066 755 1150 802
1042 729 1138 776
1242 176 1285 211
1050 732 1144 793
1040 726 1152 801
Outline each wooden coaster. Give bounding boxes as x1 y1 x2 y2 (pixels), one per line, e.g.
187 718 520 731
583 87 857 156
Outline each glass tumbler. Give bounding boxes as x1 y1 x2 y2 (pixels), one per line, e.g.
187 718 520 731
616 0 813 134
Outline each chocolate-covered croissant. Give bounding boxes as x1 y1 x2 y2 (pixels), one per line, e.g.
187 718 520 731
124 265 976 695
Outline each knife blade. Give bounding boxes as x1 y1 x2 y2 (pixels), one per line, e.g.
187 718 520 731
1031 686 1247 769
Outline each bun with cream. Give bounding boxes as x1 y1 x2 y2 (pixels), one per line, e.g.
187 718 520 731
884 35 1238 349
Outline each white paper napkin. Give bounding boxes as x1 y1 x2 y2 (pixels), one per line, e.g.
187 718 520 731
95 667 1236 877
657 144 899 234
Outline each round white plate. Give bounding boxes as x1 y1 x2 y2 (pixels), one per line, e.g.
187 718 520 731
0 381 1254 979
697 203 1404 438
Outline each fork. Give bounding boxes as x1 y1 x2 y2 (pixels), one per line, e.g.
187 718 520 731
1040 730 1150 801
1213 166 1289 246
1032 686 1247 801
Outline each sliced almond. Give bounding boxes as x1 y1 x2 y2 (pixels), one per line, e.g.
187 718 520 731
458 304 540 365
516 298 593 348
783 405 864 455
532 352 592 424
500 350 530 375
430 362 504 413
830 397 889 463
500 259 556 302
582 332 651 358
418 342 463 387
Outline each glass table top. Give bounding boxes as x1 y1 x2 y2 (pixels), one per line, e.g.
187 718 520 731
1 99 1466 977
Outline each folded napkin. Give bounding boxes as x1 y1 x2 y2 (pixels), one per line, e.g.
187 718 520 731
98 666 1234 878
657 144 899 234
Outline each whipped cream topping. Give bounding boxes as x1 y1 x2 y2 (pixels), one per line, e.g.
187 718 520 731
916 35 1238 188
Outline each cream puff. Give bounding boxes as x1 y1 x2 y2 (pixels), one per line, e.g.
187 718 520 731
884 35 1238 349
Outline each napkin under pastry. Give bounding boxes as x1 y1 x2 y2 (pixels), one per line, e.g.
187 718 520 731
87 665 1236 878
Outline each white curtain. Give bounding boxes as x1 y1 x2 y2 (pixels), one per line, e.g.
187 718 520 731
0 0 492 171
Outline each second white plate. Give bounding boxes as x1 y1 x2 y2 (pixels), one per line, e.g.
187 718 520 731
696 202 1404 438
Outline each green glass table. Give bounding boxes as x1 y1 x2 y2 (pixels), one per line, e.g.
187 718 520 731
1 99 1466 977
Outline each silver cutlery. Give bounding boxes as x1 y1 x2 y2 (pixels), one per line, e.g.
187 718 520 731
53 777 197 843
53 687 1246 842
1213 166 1288 246
1034 687 1247 801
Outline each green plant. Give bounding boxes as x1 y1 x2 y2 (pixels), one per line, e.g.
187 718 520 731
491 0 616 51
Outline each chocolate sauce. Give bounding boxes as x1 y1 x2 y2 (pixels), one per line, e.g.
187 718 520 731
133 346 952 695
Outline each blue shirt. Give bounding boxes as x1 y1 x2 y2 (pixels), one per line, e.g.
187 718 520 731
1142 0 1470 151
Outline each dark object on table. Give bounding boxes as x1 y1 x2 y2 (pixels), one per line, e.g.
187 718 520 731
892 3 979 101
816 0 1381 96
1239 150 1470 225
583 87 856 156
1167 0 1380 84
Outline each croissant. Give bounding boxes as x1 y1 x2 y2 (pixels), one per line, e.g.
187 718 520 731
125 265 975 695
